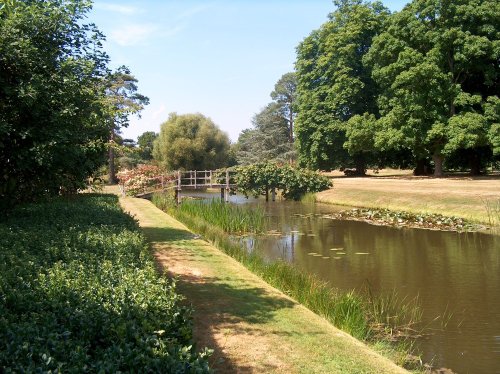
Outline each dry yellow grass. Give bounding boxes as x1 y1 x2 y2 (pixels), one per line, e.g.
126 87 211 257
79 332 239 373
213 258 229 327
317 174 500 225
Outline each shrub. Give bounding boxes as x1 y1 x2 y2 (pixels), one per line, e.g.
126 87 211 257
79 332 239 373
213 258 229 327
0 194 210 372
233 162 332 200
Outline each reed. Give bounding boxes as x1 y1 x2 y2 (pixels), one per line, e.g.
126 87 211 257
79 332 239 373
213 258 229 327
300 192 317 204
151 194 423 368
152 193 266 234
483 198 500 227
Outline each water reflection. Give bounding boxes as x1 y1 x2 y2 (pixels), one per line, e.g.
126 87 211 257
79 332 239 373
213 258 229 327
180 192 500 373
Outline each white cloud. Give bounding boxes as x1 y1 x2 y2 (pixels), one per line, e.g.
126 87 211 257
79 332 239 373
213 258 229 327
94 3 142 15
109 24 157 46
152 104 166 120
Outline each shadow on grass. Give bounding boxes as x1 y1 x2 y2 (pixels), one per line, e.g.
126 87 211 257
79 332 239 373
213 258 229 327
142 225 298 372
179 274 296 373
142 226 194 242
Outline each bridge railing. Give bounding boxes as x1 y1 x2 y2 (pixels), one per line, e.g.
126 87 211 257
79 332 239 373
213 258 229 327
124 169 237 198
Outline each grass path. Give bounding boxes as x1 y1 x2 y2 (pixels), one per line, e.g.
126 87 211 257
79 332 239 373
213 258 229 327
317 176 500 225
119 195 408 374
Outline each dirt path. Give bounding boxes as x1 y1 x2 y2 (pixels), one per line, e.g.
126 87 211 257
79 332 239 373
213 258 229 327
120 196 408 374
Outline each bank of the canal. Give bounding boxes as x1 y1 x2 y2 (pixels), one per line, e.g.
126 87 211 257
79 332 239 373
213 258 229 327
168 187 500 374
119 195 409 374
316 176 500 225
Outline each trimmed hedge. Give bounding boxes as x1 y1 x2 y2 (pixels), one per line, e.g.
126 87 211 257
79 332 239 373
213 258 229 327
0 194 210 372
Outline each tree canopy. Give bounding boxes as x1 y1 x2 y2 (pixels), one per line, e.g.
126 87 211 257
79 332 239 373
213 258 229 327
0 1 149 208
153 113 231 170
294 0 499 175
236 72 297 165
295 0 389 172
137 131 158 160
365 0 499 175
1 0 109 207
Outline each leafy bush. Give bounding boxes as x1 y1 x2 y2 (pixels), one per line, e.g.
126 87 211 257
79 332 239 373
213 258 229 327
0 194 210 372
234 162 332 200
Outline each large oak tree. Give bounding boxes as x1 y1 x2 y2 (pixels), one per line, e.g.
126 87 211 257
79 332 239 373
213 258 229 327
365 0 499 175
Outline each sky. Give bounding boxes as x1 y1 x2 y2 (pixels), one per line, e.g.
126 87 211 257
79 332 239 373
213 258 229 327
88 0 408 143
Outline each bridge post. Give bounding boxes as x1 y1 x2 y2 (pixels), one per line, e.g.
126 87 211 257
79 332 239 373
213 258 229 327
177 171 182 205
220 188 225 201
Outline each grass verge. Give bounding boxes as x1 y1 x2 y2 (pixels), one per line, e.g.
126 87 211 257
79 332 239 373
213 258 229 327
316 177 500 226
152 193 421 370
0 194 210 372
122 195 409 373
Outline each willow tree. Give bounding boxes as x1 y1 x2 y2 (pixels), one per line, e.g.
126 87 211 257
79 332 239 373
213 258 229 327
365 0 499 175
295 0 389 172
153 113 230 170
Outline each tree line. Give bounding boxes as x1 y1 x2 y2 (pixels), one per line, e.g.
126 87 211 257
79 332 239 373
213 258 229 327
295 0 499 176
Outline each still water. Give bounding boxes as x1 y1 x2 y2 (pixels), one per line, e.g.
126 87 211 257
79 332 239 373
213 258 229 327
183 192 500 373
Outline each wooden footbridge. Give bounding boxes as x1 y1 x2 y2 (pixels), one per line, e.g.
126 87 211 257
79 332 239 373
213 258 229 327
123 170 237 203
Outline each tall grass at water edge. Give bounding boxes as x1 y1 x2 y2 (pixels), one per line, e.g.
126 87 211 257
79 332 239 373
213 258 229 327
484 198 500 228
152 193 266 234
152 192 423 368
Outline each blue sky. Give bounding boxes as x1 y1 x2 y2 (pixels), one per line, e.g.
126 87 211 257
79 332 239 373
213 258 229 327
88 0 408 143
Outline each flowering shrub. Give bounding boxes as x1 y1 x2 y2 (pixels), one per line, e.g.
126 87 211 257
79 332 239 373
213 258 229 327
117 164 175 196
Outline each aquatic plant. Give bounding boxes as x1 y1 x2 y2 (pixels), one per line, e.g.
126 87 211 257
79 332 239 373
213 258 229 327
152 196 423 368
152 193 266 234
483 198 500 227
321 208 483 232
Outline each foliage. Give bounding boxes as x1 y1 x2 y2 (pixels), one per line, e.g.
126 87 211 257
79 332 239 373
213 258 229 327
235 73 297 165
152 194 266 235
0 194 211 372
137 131 158 160
0 0 110 207
295 0 389 171
117 164 175 196
105 67 149 184
365 0 500 175
234 162 332 201
236 103 295 165
153 113 231 171
270 72 297 143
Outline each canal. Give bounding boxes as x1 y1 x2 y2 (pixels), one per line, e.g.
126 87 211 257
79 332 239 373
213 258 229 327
181 192 500 373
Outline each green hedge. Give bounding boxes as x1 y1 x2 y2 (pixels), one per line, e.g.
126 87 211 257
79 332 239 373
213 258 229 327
0 194 210 372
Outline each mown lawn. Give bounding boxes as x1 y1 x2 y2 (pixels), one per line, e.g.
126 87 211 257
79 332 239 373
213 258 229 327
0 194 209 372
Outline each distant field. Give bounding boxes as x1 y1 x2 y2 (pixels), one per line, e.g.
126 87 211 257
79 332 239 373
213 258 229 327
317 171 500 225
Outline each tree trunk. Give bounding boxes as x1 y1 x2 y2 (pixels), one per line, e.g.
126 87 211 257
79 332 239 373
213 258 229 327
432 153 444 177
469 152 481 176
354 155 366 176
414 158 428 176
108 130 116 185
